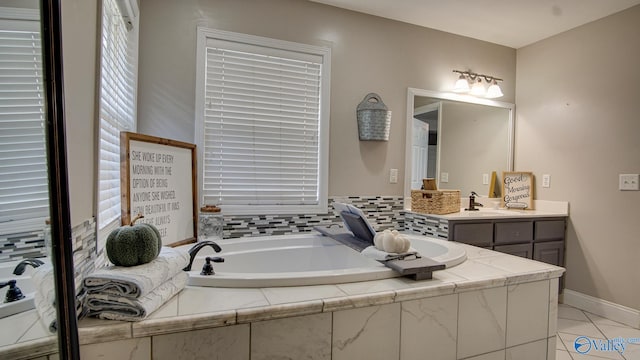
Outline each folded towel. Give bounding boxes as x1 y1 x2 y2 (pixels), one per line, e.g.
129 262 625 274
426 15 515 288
361 246 420 262
86 271 187 321
32 262 87 332
84 246 189 299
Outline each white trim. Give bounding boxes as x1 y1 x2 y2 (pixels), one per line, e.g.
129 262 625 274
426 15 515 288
563 289 640 329
194 27 330 216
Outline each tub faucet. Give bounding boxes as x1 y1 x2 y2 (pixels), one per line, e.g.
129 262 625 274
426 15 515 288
465 191 483 211
0 280 25 303
183 241 222 271
13 258 45 275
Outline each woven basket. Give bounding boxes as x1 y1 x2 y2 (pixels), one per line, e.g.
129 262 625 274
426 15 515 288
357 93 391 141
411 190 461 215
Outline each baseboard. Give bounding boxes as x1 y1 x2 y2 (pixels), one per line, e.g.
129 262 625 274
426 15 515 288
563 289 640 329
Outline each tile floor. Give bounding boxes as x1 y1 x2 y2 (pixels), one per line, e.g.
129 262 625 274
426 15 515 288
556 304 640 360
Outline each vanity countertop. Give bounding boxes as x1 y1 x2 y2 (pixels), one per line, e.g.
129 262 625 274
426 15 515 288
0 242 565 359
407 199 569 220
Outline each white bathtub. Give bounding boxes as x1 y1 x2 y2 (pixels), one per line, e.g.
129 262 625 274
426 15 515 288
184 233 466 288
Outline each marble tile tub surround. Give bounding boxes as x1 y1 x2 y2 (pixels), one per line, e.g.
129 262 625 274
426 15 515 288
1 242 565 359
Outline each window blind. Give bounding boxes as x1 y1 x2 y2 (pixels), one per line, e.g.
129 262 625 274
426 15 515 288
97 0 138 235
0 16 49 229
200 35 328 212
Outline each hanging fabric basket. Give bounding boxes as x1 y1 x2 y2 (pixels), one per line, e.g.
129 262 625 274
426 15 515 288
356 93 391 141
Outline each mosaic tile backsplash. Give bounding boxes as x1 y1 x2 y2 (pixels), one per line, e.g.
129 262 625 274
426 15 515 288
0 227 47 262
223 196 405 238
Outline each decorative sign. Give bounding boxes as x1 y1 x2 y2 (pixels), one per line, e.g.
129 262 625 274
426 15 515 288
121 132 197 246
501 171 534 210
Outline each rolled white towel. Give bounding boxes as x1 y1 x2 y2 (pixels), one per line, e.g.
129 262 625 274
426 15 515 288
32 262 86 332
84 246 189 299
86 271 187 321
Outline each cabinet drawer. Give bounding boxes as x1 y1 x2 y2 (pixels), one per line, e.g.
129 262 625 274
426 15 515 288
451 223 493 246
494 221 533 244
535 220 565 241
533 241 565 266
494 243 533 259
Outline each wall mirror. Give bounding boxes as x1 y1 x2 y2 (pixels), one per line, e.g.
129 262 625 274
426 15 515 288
404 88 514 205
0 0 79 357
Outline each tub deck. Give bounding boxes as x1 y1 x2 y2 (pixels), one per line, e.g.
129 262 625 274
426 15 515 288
0 242 564 360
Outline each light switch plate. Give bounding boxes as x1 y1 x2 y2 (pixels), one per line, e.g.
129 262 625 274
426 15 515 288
389 168 398 184
482 173 489 185
619 174 639 191
542 174 551 188
440 172 449 183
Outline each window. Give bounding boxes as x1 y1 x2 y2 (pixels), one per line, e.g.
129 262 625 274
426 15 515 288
195 29 331 215
0 8 48 235
97 0 138 243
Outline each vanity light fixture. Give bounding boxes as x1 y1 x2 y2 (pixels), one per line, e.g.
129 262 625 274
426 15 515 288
486 79 504 98
453 73 470 93
470 78 486 96
452 70 503 98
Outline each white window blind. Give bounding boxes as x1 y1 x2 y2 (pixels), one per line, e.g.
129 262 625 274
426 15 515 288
196 29 330 215
0 10 49 233
97 0 138 237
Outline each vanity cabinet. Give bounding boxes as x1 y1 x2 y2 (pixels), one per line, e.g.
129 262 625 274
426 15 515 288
448 217 566 268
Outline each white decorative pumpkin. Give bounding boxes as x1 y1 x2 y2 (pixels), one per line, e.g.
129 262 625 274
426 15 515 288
373 229 411 253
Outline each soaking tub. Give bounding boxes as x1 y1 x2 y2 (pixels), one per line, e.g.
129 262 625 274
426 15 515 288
184 233 466 287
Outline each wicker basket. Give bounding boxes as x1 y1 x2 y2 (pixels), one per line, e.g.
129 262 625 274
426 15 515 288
357 93 391 141
411 190 461 215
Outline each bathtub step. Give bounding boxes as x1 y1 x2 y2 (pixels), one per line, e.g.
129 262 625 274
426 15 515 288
313 226 445 280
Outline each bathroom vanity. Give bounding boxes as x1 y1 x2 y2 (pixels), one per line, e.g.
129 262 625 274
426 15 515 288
405 200 569 290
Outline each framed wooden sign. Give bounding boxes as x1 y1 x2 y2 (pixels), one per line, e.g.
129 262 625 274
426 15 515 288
120 132 197 246
501 171 534 210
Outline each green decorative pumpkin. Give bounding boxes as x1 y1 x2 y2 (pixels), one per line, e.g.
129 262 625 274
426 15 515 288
106 214 162 267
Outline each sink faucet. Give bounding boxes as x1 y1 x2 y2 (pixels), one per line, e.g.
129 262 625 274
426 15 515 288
183 241 222 271
465 191 484 211
13 258 45 275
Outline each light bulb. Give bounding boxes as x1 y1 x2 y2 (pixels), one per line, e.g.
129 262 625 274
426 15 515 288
470 78 485 96
486 80 503 98
453 74 470 93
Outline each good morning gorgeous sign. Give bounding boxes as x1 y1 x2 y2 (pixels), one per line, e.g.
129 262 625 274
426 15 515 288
501 172 534 210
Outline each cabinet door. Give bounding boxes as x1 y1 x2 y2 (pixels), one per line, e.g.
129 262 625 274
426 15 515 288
494 221 533 244
494 243 533 259
535 220 565 242
533 241 565 266
451 223 493 247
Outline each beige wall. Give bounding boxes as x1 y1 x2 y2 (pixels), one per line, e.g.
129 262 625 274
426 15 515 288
136 0 516 196
516 6 640 310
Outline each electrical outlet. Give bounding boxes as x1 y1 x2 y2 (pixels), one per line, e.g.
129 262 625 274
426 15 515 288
542 174 551 188
389 168 398 184
619 174 639 191
440 172 449 183
482 173 489 185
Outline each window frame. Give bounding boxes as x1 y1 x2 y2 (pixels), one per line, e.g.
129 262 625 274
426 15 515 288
194 28 331 216
95 0 139 247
